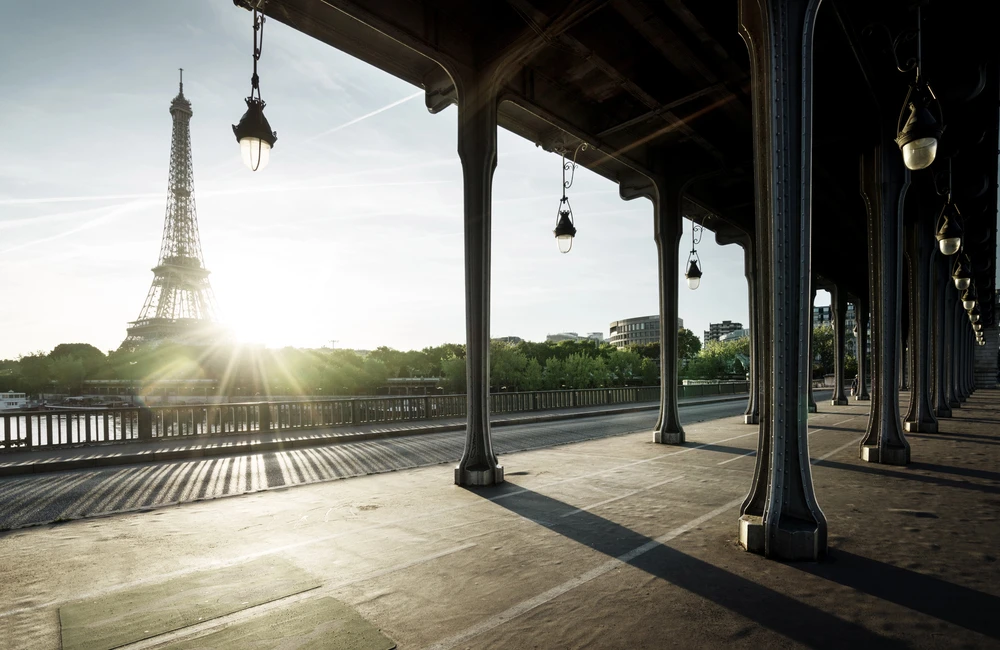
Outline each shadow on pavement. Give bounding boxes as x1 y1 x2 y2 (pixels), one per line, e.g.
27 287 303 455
798 549 1000 640
475 482 907 649
813 459 1000 495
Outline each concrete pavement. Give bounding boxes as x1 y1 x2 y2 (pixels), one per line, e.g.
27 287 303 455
1 390 997 649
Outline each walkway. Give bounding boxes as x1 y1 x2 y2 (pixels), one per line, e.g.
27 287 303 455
0 393 753 478
0 395 756 531
2 391 997 648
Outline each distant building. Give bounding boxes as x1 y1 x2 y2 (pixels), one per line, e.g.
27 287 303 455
704 320 744 344
494 336 524 344
813 304 859 356
719 328 750 342
608 315 684 349
545 332 605 344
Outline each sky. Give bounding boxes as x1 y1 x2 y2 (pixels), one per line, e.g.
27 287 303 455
0 0 803 359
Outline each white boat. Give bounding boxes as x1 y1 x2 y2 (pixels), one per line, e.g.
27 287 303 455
0 391 27 411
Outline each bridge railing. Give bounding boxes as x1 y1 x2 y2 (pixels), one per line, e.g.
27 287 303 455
1 382 747 452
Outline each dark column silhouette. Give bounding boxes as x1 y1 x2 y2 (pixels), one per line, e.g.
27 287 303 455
808 285 818 413
454 73 502 487
855 300 871 400
831 286 849 405
859 144 910 466
737 0 827 561
902 217 938 433
932 256 953 418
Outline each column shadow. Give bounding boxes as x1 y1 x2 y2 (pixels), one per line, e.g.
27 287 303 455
907 432 1000 447
918 428 1000 440
689 443 758 457
907 461 1000 482
812 459 1000 495
476 483 906 649
797 550 1000 640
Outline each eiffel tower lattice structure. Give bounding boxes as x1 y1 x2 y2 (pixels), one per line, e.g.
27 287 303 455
120 71 224 351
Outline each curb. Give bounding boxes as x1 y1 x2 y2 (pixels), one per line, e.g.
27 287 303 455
0 394 749 477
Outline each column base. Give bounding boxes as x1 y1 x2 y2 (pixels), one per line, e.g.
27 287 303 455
654 429 684 444
854 393 870 401
739 514 824 560
903 420 938 433
831 398 849 406
743 414 759 425
933 407 952 419
807 404 818 413
948 399 960 408
770 518 826 561
455 465 504 487
860 445 909 465
738 514 764 554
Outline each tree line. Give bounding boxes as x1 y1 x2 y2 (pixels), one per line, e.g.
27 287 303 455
0 326 853 398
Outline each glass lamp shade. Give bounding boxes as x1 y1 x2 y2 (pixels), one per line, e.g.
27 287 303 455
553 209 577 254
952 254 972 290
962 286 977 312
684 258 702 291
970 312 980 323
973 322 982 332
896 92 941 171
232 97 277 172
935 204 963 256
901 137 938 171
938 237 961 256
239 138 271 171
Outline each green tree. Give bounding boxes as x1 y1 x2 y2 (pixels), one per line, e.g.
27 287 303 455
629 342 660 361
639 358 659 385
491 342 529 391
810 325 835 379
606 348 643 386
682 337 750 380
440 355 466 393
844 354 858 378
542 357 567 389
521 359 544 391
16 353 51 396
678 328 701 360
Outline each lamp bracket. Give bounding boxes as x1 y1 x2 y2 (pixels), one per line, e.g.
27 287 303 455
561 142 588 197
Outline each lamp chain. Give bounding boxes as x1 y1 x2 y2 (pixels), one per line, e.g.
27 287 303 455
251 3 266 100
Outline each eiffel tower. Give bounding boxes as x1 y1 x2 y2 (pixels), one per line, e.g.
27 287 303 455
120 71 223 351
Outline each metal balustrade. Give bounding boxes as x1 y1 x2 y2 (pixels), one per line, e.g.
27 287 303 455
1 383 747 452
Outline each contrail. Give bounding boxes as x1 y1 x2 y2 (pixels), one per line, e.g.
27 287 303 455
0 204 117 230
1 200 157 255
310 90 423 140
0 176 451 208
0 192 161 206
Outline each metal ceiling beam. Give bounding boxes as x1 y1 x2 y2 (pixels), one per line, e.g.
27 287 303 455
505 0 728 162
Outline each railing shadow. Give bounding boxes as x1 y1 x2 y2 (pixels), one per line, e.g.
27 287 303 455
477 483 906 649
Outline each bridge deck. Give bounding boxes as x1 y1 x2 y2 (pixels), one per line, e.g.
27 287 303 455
1 392 998 649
